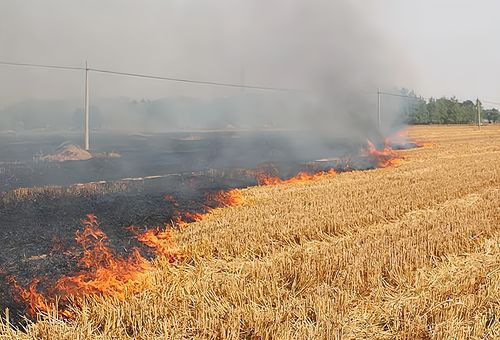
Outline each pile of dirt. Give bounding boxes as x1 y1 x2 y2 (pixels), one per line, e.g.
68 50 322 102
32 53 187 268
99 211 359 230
41 144 93 162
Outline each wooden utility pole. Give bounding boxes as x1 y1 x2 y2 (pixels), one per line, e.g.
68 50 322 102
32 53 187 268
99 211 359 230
476 98 482 128
84 61 90 150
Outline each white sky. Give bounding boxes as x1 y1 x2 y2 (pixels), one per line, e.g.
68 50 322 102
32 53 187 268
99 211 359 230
1 0 499 106
371 0 500 102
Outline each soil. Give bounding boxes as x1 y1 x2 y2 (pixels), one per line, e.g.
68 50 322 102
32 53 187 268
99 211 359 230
40 144 93 162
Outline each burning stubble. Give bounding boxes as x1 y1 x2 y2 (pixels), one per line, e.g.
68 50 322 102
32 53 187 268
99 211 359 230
6 142 404 319
8 190 245 319
0 0 415 323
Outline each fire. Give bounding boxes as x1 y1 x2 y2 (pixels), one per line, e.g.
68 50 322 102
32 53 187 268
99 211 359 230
136 227 179 261
165 190 243 226
54 215 151 299
10 190 244 318
7 278 55 318
205 189 243 208
183 211 204 222
10 215 167 318
257 169 336 186
174 190 243 225
364 140 402 168
385 129 432 150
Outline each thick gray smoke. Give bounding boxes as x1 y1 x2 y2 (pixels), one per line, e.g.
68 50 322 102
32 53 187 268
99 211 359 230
1 0 412 166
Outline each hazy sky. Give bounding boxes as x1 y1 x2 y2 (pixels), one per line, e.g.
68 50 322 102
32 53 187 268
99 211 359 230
1 0 499 107
373 0 500 103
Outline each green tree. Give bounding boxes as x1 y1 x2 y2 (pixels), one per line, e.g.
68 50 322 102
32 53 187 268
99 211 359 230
400 89 499 125
400 88 429 124
433 97 459 123
483 108 499 123
458 100 476 123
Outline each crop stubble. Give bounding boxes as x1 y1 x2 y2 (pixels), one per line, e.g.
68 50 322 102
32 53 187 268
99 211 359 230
1 125 499 339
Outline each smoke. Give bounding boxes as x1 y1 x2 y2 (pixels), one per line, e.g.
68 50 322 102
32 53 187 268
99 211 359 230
171 0 413 157
1 0 413 165
240 1 410 137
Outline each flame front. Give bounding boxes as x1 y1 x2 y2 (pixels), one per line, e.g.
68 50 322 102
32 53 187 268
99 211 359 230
9 214 157 318
7 278 54 318
10 190 244 318
257 169 337 186
206 190 243 208
136 227 179 261
8 138 407 318
55 219 151 298
365 140 402 168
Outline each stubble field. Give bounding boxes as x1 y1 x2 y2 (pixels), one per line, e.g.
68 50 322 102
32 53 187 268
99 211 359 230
1 125 499 339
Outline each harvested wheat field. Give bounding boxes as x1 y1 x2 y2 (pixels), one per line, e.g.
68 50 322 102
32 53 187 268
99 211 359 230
1 125 499 339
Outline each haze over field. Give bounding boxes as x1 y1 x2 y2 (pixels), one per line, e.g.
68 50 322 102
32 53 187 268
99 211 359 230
0 1 498 154
1 0 415 147
2 1 499 105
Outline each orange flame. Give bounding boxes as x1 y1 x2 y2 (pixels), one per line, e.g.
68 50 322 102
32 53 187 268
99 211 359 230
257 169 336 186
7 277 55 317
385 129 432 150
136 227 179 261
183 211 204 222
54 215 152 299
135 190 242 260
10 190 245 318
205 189 243 207
364 140 402 168
163 190 243 227
10 214 171 318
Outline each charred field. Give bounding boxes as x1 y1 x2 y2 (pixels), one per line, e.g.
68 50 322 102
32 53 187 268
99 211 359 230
0 129 395 323
1 125 498 339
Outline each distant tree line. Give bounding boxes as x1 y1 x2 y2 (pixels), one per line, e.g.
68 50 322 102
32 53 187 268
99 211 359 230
1 91 498 132
400 89 499 125
0 94 306 132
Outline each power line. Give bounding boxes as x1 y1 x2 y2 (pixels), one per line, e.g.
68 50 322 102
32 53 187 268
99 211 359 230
482 100 500 106
88 67 294 92
0 60 84 71
1 59 497 103
379 91 427 101
0 59 293 92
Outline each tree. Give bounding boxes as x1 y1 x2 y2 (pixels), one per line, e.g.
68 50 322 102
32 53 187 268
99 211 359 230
433 97 459 124
458 100 476 124
483 108 499 123
400 89 429 124
401 90 494 125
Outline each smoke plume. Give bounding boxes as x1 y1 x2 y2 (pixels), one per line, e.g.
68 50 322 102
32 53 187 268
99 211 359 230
1 0 412 164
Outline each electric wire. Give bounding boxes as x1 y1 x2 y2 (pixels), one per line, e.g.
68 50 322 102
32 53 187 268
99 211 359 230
1 59 499 104
0 60 84 71
0 60 293 92
88 67 295 91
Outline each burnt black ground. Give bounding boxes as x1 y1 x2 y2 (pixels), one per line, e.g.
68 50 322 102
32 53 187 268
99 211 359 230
0 130 372 192
0 182 242 323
